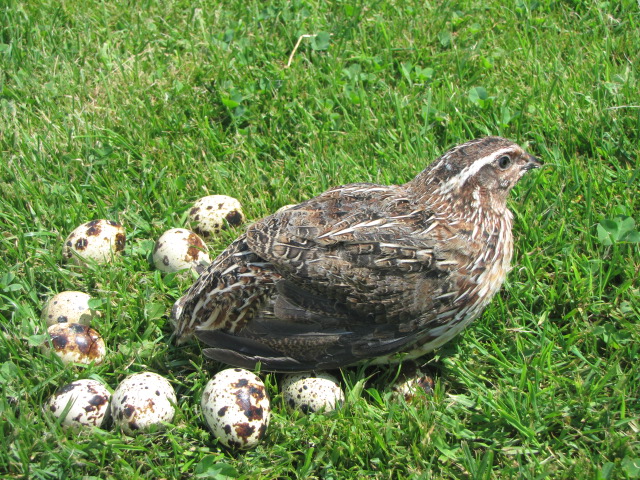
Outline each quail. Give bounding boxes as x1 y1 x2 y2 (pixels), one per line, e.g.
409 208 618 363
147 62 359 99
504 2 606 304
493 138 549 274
172 136 541 371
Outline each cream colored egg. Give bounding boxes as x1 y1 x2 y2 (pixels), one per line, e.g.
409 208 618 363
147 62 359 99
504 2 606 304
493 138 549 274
45 323 106 365
188 195 245 235
152 228 211 273
111 372 176 435
392 371 434 402
201 368 270 449
41 291 101 327
63 219 126 265
275 204 296 213
281 372 344 413
47 379 111 429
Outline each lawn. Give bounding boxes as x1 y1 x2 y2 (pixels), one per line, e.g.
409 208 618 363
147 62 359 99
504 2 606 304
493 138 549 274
1 0 639 478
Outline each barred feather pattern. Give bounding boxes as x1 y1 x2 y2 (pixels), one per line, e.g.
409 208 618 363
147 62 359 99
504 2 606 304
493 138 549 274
172 136 540 371
172 234 281 341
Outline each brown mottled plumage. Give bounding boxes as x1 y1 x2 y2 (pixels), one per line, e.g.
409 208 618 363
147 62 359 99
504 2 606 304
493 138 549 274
172 137 541 371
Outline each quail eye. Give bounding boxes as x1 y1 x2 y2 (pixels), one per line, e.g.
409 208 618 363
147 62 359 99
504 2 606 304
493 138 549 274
497 155 512 170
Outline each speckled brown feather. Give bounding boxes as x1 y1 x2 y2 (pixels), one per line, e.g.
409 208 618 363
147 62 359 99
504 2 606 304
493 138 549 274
172 235 281 338
173 137 541 371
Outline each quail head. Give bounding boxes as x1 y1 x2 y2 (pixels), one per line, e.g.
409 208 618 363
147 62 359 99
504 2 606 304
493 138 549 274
172 136 541 371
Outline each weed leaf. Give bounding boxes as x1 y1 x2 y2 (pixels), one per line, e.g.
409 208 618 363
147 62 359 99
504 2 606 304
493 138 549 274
311 32 331 51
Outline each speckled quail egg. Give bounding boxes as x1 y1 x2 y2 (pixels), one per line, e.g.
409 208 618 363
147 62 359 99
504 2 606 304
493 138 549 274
47 379 111 429
392 371 434 402
275 204 296 213
281 372 345 413
201 368 270 449
152 228 211 273
111 372 176 435
45 323 106 365
41 291 101 327
63 219 126 265
188 195 245 235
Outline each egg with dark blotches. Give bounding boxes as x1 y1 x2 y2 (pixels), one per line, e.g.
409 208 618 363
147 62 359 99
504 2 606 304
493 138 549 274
45 323 106 365
188 195 245 236
201 368 270 449
41 291 101 327
63 219 126 265
110 372 176 435
281 372 344 413
47 379 111 429
152 228 211 273
392 371 434 402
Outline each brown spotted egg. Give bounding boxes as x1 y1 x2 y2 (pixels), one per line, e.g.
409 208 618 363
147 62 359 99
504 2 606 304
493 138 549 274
47 379 111 429
281 372 345 413
45 323 106 365
152 228 211 273
63 219 126 265
188 195 245 236
392 371 434 402
111 372 176 435
41 291 101 327
201 368 270 449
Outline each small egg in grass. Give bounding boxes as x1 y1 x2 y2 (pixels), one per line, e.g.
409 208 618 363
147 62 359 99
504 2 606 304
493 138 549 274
188 195 245 236
111 372 176 435
201 368 270 449
392 370 435 402
275 204 296 213
281 372 345 414
47 379 111 429
41 291 101 327
152 228 211 273
45 323 106 365
63 219 126 265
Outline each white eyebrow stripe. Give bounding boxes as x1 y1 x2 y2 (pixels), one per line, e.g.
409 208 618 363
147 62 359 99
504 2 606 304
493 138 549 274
439 147 514 193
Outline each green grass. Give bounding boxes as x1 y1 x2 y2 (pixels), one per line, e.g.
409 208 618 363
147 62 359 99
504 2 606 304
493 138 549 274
1 0 639 478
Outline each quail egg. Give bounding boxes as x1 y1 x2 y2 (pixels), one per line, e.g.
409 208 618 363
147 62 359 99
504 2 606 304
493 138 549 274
201 368 270 449
392 371 434 402
152 228 211 273
281 372 345 413
275 204 296 213
111 372 176 435
41 291 101 327
188 195 245 235
45 323 106 365
47 379 111 429
63 219 126 265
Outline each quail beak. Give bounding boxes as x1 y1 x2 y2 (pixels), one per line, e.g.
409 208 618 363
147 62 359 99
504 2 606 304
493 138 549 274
524 153 542 171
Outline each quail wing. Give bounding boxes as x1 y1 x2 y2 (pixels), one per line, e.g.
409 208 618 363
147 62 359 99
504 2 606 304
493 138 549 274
197 183 464 371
